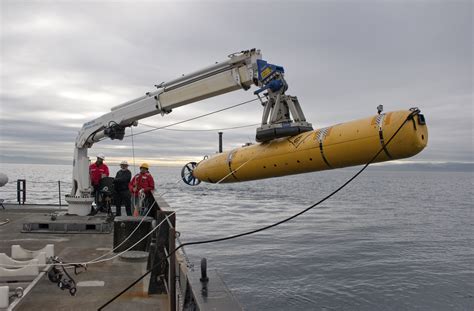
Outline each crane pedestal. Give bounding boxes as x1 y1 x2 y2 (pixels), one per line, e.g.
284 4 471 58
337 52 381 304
64 195 94 216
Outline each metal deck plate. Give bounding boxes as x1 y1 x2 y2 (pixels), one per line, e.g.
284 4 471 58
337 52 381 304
21 214 113 234
119 250 149 262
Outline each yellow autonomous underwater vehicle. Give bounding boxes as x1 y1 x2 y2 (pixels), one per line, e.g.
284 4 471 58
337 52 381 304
183 108 427 185
66 49 427 214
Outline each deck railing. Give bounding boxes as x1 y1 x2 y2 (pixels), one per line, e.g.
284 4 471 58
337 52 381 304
0 179 69 207
150 192 242 311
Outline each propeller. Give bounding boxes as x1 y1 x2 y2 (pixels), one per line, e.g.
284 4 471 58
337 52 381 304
181 162 201 186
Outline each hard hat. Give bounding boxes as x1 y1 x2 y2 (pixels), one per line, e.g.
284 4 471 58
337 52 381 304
97 154 105 160
140 163 149 169
120 160 128 166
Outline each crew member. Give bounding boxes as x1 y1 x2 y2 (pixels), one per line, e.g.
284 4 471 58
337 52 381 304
113 160 132 216
129 163 155 216
89 154 109 211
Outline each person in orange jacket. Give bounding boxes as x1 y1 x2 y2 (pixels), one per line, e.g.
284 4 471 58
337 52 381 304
128 163 155 216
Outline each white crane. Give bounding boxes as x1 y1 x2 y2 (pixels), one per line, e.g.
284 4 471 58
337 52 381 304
66 49 312 215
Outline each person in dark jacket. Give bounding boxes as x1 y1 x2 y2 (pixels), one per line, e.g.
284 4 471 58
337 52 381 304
113 160 132 216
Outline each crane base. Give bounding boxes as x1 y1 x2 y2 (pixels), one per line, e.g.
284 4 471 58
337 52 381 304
64 195 94 216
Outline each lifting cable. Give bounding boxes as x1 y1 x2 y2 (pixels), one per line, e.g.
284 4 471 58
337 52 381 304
106 98 261 260
130 126 137 175
141 122 260 132
124 98 259 138
86 98 260 263
98 109 420 310
2 114 270 268
77 140 262 267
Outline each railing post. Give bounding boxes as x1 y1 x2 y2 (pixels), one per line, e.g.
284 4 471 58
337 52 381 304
23 180 26 204
16 180 20 204
17 179 26 205
58 180 62 208
169 228 176 311
148 211 176 294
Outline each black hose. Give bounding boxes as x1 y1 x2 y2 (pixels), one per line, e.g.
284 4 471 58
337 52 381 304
98 110 419 310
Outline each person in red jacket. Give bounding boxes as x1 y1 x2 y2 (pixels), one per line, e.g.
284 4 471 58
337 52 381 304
129 163 155 216
90 154 109 186
89 154 109 212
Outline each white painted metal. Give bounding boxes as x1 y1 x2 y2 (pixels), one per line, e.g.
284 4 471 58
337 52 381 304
0 254 42 269
260 94 310 129
11 245 54 260
76 280 105 287
65 195 94 216
4 265 50 311
0 286 8 309
0 265 39 281
66 50 262 212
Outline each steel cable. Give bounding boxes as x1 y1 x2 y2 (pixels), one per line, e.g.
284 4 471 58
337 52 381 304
140 122 260 132
0 99 260 268
124 98 259 138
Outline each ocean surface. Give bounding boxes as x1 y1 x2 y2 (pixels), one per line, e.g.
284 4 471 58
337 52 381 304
0 163 473 310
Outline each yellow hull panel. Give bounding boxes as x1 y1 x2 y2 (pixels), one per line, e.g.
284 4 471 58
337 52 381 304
193 110 428 183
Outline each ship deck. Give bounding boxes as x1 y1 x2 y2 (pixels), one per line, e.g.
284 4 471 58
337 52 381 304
0 206 168 310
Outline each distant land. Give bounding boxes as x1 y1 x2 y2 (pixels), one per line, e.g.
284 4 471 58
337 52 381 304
0 155 473 173
369 162 474 172
0 155 192 167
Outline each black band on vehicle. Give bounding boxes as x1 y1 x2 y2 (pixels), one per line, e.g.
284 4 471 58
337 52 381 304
226 150 239 181
376 114 393 159
319 142 332 169
317 128 332 169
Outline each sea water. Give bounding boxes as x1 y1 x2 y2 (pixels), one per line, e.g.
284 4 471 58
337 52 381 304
0 163 472 310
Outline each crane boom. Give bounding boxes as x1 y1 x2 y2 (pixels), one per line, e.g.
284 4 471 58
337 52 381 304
66 49 313 215
76 49 261 149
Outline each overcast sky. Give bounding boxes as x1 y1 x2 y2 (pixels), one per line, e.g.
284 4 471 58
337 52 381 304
0 0 472 167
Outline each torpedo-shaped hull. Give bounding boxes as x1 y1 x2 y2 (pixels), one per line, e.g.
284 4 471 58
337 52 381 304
192 109 428 183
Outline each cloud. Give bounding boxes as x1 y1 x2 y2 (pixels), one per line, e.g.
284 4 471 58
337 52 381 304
0 0 472 167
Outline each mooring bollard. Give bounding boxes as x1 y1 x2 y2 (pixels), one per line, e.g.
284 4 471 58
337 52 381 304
200 258 209 283
200 257 209 297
